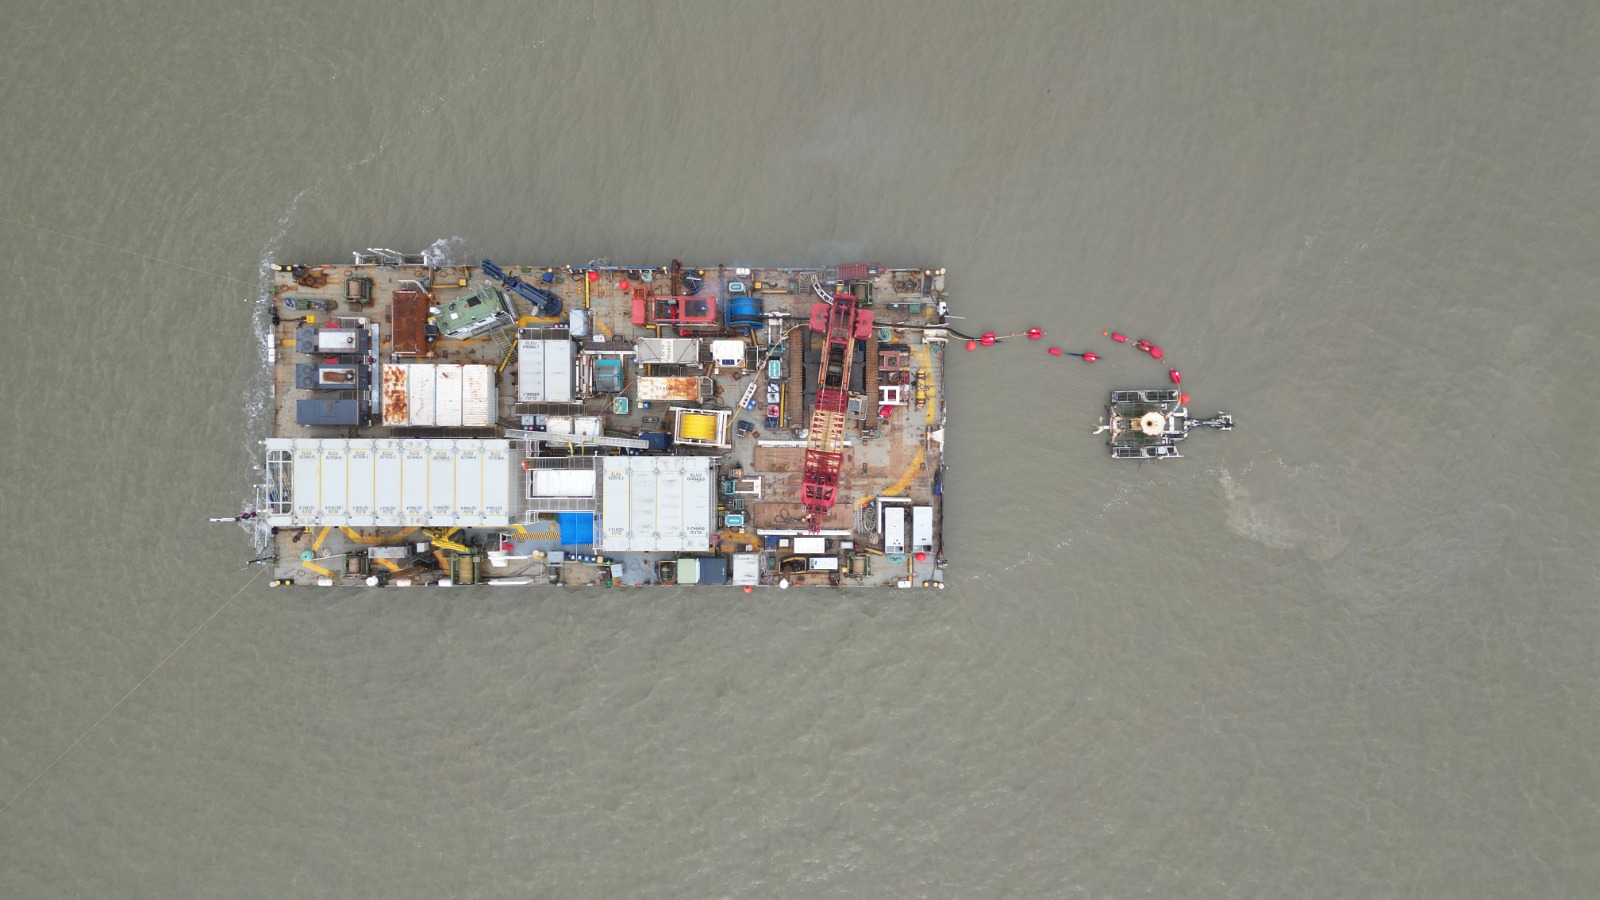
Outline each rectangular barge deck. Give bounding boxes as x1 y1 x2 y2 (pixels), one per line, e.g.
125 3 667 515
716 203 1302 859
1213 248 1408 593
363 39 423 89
253 255 953 590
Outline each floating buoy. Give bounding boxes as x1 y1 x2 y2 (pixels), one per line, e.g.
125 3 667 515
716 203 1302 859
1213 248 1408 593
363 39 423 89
619 279 630 290
1134 339 1153 352
915 552 927 562
1047 347 1064 356
1180 393 1190 404
966 340 977 351
1026 328 1044 340
1107 332 1128 343
1082 351 1099 363
1169 368 1182 384
979 333 996 346
1149 346 1164 360
742 586 753 593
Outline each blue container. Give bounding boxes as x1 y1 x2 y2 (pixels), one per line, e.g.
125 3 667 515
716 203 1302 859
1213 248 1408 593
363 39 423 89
556 513 595 546
726 295 764 331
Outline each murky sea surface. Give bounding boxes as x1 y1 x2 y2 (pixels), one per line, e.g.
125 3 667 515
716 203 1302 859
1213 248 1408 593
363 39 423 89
3 2 1597 897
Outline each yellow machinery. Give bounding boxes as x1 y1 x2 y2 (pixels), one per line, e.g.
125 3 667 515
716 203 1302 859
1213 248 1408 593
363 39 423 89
422 527 471 554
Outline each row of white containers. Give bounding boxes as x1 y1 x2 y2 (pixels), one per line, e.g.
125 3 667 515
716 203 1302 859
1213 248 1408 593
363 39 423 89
381 364 497 428
266 438 514 527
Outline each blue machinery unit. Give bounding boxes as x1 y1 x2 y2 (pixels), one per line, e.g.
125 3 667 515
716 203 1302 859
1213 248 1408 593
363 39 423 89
481 259 563 318
725 294 764 332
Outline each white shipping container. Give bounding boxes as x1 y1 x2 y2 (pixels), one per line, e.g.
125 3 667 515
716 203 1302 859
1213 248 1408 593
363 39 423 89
319 441 348 523
434 364 463 428
373 439 403 525
426 440 456 525
682 460 711 549
455 445 482 525
401 440 429 525
655 464 684 552
731 553 760 586
792 537 827 555
346 440 376 526
462 365 496 428
481 441 511 525
883 506 906 554
380 365 409 427
293 439 321 521
601 458 632 548
517 339 574 402
911 506 934 552
409 364 436 427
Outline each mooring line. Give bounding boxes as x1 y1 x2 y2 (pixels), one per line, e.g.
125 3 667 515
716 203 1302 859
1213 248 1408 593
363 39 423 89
0 216 254 287
0 566 267 818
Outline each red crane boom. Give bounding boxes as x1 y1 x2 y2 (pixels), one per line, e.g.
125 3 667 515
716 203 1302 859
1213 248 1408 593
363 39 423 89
801 294 873 531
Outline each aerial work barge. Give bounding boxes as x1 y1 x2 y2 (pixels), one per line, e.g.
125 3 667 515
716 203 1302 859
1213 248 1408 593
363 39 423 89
249 253 951 589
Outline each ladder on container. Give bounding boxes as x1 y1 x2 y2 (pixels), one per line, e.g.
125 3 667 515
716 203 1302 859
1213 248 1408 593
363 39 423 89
489 321 515 358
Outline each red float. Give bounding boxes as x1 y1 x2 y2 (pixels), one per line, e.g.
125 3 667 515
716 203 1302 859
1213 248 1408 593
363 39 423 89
1026 328 1044 340
1149 346 1164 360
1106 331 1129 343
1169 368 1182 384
1047 347 1064 356
980 334 996 346
1082 351 1099 363
1180 394 1191 404
966 340 977 351
586 270 599 282
619 279 630 290
1134 339 1152 352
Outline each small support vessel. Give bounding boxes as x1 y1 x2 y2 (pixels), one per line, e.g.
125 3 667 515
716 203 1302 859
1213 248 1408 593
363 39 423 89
1094 389 1233 459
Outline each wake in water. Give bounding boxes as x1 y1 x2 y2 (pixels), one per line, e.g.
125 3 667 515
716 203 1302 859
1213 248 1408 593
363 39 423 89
421 236 470 267
236 191 309 549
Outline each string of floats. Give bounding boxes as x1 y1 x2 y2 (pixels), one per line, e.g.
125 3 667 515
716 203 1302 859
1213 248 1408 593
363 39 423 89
945 325 1193 405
